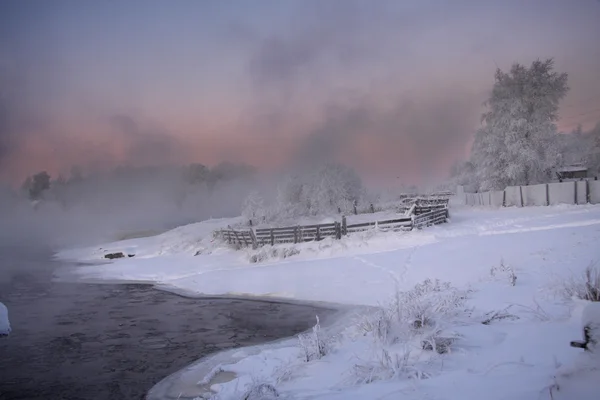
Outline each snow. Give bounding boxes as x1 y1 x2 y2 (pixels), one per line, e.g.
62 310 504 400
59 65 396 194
56 216 243 263
582 302 600 332
0 302 10 336
58 204 600 399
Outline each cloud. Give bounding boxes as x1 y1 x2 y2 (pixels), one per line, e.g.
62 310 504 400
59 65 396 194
243 1 486 182
109 114 190 167
290 88 482 183
248 0 401 89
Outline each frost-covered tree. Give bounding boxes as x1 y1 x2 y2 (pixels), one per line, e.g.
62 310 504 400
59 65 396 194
273 163 364 219
183 163 208 185
22 171 51 201
448 160 478 192
586 123 600 176
308 163 364 214
470 59 568 190
275 174 307 218
241 190 266 223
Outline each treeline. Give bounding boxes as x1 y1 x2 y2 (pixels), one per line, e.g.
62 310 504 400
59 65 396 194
0 161 259 246
19 162 256 208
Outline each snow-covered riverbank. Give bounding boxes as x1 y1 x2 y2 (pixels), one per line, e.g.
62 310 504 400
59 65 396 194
58 205 600 399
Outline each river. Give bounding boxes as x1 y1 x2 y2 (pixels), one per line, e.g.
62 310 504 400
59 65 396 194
0 245 336 400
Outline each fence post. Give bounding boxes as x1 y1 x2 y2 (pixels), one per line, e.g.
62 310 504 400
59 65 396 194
353 200 357 215
293 226 298 244
270 228 275 246
502 190 506 207
335 222 341 240
574 181 578 205
545 184 549 206
519 186 524 207
587 180 591 204
249 229 258 249
342 216 347 236
232 229 243 247
316 225 321 241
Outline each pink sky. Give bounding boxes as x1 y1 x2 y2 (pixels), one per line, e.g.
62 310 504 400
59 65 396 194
1 0 599 186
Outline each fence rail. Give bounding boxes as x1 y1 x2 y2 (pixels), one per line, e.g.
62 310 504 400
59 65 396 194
345 217 412 233
218 198 450 248
413 208 449 229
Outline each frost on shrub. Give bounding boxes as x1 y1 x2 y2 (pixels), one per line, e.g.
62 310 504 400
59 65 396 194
298 316 331 362
561 264 600 302
352 347 431 384
208 381 280 400
247 246 300 263
352 279 470 384
490 258 517 286
241 383 279 400
358 279 468 346
481 305 520 325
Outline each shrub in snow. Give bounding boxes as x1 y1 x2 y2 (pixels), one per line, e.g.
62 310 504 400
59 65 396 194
358 279 469 346
241 383 280 400
298 315 331 362
247 246 301 263
561 264 600 302
490 258 517 286
351 280 470 384
481 305 520 325
420 333 455 354
207 381 280 400
352 347 431 384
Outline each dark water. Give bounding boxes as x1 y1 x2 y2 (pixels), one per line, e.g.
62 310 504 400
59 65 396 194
0 246 336 400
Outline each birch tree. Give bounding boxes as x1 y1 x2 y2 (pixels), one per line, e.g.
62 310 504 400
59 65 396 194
471 59 568 190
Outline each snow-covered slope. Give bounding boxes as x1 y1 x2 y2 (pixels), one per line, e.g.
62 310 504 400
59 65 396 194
0 302 10 336
55 216 243 263
61 204 600 399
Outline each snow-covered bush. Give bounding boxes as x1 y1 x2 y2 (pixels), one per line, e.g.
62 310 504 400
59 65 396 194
358 279 469 346
481 305 519 325
490 258 517 286
298 316 331 362
207 380 281 400
246 246 301 263
351 280 470 384
240 382 280 400
352 347 431 384
560 264 600 302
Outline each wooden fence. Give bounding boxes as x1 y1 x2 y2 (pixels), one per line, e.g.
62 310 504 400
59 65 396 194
345 217 412 234
412 207 449 229
218 198 450 248
255 223 341 246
